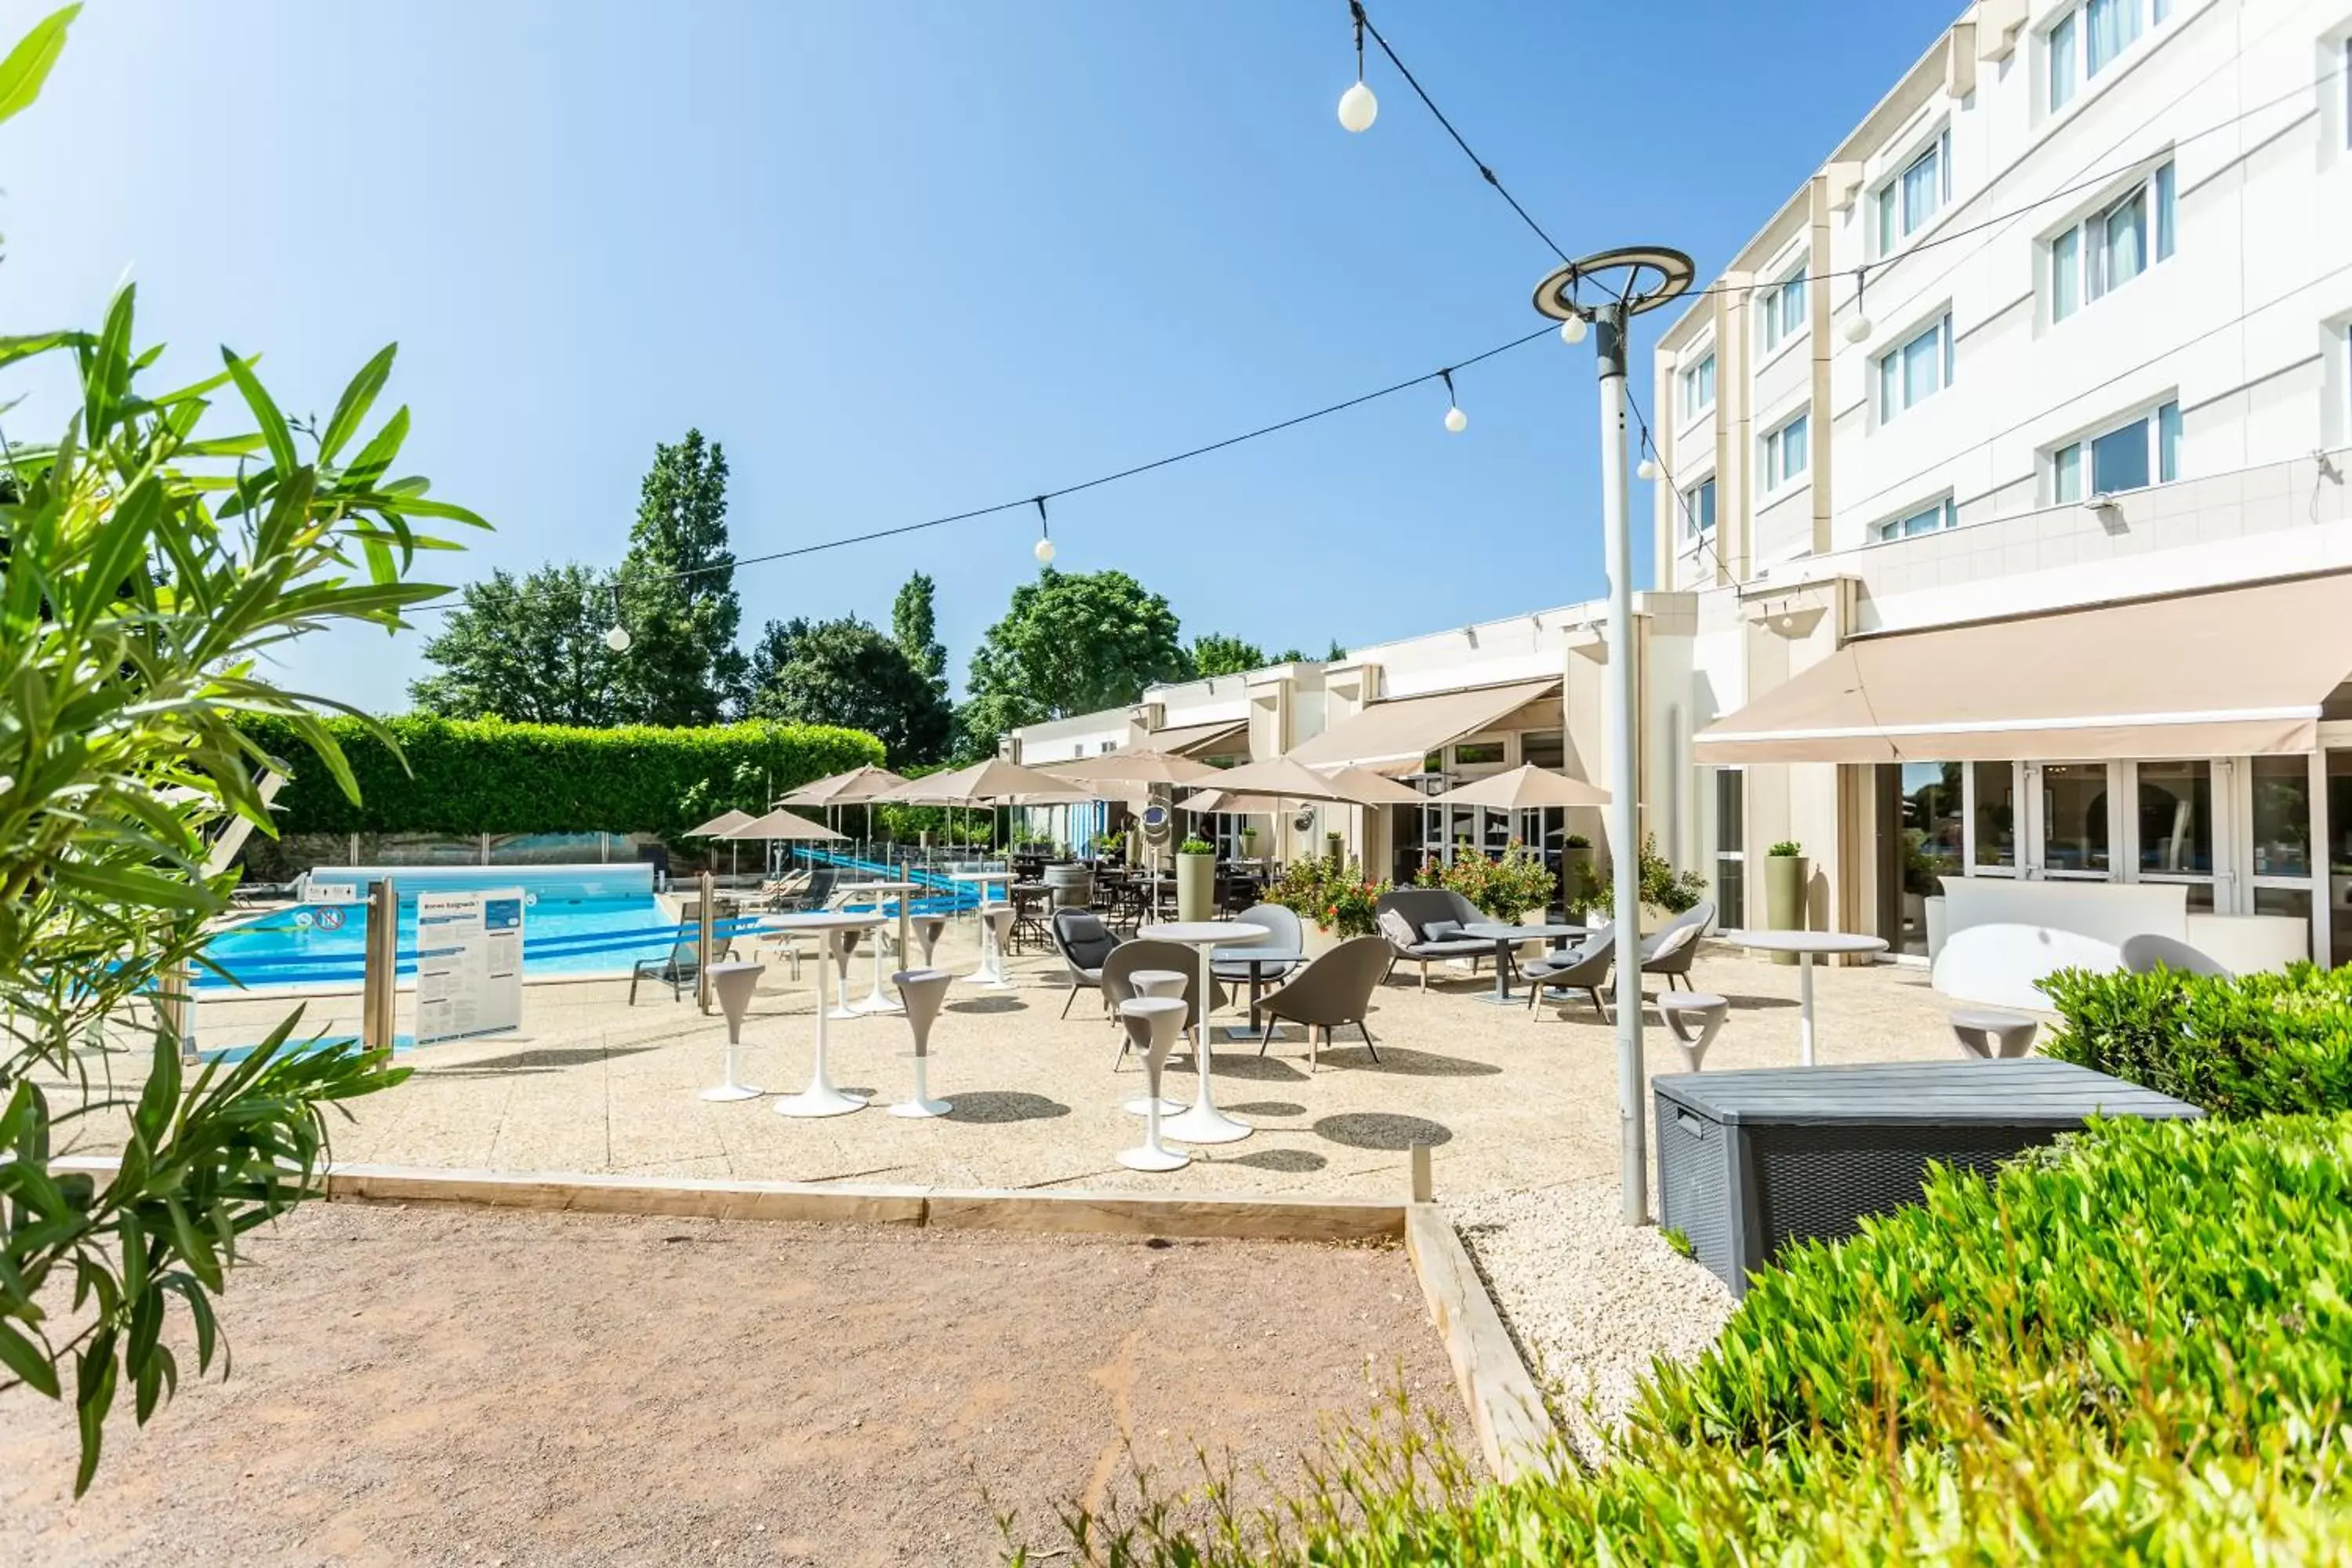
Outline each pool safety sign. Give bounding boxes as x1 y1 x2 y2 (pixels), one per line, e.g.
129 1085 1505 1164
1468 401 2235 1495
414 889 524 1044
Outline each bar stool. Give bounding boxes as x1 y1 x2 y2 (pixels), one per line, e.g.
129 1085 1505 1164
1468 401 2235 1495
826 927 863 1020
978 904 1016 988
889 967 953 1117
1950 1007 2038 1060
1122 969 1189 1115
1657 991 1728 1073
700 960 765 1101
1116 996 1190 1172
912 914 948 967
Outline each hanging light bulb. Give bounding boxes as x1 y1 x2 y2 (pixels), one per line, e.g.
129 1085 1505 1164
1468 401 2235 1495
1843 264 1873 343
602 583 631 652
1338 5 1377 131
1031 495 1056 564
1439 368 1467 434
1637 457 1659 482
1558 312 1588 346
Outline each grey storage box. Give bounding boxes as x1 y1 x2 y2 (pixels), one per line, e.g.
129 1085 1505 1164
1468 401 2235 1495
1655 1059 2201 1298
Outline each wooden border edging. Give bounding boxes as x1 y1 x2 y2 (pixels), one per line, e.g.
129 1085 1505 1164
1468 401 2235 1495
1403 1203 1557 1483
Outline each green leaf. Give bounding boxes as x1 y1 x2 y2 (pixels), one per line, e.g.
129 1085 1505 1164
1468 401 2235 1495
338 405 408 490
0 1319 60 1399
81 282 134 447
0 3 78 128
220 348 299 478
318 343 396 463
72 1331 116 1497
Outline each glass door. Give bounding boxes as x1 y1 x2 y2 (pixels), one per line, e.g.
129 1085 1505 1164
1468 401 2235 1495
2027 761 2115 880
2132 759 2225 911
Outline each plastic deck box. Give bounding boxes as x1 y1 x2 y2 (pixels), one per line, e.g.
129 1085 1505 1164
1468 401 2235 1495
1654 1059 2202 1298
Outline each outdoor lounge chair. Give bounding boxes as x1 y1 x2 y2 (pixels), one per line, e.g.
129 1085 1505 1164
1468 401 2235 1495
1050 909 1123 1018
1373 887 1495 989
630 933 701 1004
1254 935 1389 1069
2120 932 2233 978
1523 924 1616 1018
766 866 837 913
1638 900 1715 981
1211 902 1305 989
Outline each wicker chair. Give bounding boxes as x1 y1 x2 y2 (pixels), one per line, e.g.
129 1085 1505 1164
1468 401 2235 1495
1254 935 1391 1069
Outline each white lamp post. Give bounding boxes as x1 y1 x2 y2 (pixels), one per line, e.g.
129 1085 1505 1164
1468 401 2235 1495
1533 247 1694 1226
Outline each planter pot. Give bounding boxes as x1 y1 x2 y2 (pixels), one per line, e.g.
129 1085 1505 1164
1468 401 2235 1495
1764 854 1810 965
1305 923 1342 960
1176 851 1215 923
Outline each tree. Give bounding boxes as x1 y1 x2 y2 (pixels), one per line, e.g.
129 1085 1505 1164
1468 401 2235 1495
2 272 468 1490
746 615 952 766
891 571 947 689
1189 633 1265 679
958 568 1187 757
613 429 746 725
409 563 623 725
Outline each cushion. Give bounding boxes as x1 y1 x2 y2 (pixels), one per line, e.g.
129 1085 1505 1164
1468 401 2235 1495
1377 909 1418 949
1421 919 1466 942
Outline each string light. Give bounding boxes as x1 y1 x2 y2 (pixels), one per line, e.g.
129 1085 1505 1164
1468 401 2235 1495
1439 368 1467 434
1843 264 1873 344
1338 3 1377 132
1557 313 1588 346
1031 495 1056 564
602 583 631 652
1636 456 1658 482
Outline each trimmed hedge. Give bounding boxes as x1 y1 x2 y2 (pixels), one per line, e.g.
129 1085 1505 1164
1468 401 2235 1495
2038 961 2352 1119
240 714 883 841
1050 1114 2352 1563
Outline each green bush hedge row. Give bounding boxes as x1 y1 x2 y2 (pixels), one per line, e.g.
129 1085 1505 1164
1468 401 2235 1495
2037 961 2352 1120
239 714 883 841
1057 1114 2352 1563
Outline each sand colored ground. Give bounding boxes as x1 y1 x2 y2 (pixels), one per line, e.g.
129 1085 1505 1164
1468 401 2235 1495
0 1203 1458 1567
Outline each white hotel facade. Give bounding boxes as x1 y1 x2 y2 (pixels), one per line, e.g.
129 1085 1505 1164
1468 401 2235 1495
1011 0 2352 971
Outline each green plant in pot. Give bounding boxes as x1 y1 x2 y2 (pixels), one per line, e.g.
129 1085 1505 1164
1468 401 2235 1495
1175 835 1217 921
1765 839 1809 964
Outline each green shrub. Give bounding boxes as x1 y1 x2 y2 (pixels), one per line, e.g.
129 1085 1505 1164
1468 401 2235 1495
1037 1115 2352 1563
1267 855 1390 937
1414 840 1556 918
1586 832 1708 916
240 713 881 842
1767 839 1802 857
1178 837 1215 855
2038 961 2352 1118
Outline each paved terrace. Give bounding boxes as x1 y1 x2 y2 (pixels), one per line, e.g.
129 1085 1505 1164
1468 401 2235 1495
57 924 1963 1201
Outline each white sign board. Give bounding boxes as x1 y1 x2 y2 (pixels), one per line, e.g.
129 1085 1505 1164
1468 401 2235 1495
309 880 359 904
414 888 524 1045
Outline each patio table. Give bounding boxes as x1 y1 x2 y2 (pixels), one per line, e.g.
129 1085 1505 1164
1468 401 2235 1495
947 869 1009 984
1209 946 1304 1041
1715 929 1889 1065
837 880 918 1014
760 911 885 1118
1461 922 1586 1005
1138 920 1265 1145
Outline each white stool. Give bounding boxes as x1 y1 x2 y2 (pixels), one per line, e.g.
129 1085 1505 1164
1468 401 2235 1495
912 914 948 967
977 904 1016 987
1951 1007 2038 1060
826 926 863 1019
889 967 953 1117
1657 991 1728 1073
700 960 765 1101
1122 968 1189 1114
1116 997 1190 1172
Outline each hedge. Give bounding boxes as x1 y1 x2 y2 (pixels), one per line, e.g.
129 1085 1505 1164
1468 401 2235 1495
1040 1114 2352 1563
2038 961 2352 1119
238 714 883 841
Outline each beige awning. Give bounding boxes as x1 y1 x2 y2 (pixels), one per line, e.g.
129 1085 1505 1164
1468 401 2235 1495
1148 720 1247 757
1694 573 2352 764
1285 679 1561 776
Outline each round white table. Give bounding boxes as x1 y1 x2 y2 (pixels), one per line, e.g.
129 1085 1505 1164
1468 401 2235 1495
761 911 886 1117
948 869 1011 984
1138 920 1265 1145
837 880 918 1013
1716 929 1889 1065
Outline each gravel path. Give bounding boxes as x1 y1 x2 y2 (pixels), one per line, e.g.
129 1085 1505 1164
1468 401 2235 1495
1451 1181 1736 1463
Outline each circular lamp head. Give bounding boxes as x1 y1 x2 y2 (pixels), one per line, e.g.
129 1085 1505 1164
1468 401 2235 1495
1842 314 1873 345
1338 80 1377 132
1636 458 1659 481
1533 246 1697 327
1557 314 1588 346
604 624 632 653
1033 535 1057 565
1443 405 1468 434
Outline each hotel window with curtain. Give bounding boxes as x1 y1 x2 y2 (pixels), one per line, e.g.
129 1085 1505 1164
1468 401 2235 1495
1760 268 1807 354
1762 412 1809 494
1876 311 1954 425
1682 476 1716 539
2051 162 2175 323
1872 496 1958 542
2047 0 2175 114
1874 129 1951 256
2051 401 2181 501
1679 352 1715 421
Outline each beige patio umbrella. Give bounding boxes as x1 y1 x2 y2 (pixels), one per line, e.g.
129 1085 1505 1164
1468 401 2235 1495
879 757 1095 859
684 806 758 880
1425 764 1609 809
1048 748 1226 788
1178 757 1421 865
779 764 907 847
723 806 847 880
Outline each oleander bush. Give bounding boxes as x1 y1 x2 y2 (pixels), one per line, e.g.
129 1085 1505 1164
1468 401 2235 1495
1029 1113 2352 1563
238 713 881 844
2037 961 2352 1119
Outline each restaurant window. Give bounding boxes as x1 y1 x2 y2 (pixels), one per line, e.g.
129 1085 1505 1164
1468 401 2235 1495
1713 768 1746 928
2136 759 2214 908
2250 755 2311 880
1520 731 1566 770
1454 740 1505 767
1970 760 2017 872
1882 761 1961 956
2042 762 2112 877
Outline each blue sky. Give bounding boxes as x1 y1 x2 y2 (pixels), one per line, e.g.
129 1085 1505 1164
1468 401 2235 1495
2 0 1956 714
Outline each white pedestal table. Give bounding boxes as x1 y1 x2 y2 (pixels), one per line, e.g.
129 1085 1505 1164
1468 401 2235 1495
1137 920 1265 1145
761 911 887 1117
1715 929 1889 1065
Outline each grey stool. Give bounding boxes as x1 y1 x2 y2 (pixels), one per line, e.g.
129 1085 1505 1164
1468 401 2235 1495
1122 968 1189 1115
830 925 862 985
889 967 953 1117
1657 991 1728 1072
912 914 948 967
700 960 766 1102
1951 1007 2038 1060
1116 996 1191 1172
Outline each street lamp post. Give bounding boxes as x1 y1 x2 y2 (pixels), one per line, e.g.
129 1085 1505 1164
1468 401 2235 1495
1534 248 1693 1225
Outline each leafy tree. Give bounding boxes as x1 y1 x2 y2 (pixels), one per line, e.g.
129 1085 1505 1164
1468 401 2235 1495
959 568 1186 760
614 429 746 725
891 570 947 689
746 615 952 766
2 265 474 1489
1188 633 1265 679
408 562 623 724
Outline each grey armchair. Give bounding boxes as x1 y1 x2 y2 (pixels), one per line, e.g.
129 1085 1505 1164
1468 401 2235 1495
1523 922 1615 1019
1638 900 1715 981
1373 887 1496 990
1101 940 1227 1065
2121 933 2233 978
1255 935 1390 1069
1212 902 1305 988
1049 909 1123 1018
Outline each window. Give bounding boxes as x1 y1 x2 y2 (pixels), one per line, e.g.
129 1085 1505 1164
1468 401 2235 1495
1453 741 1504 767
2049 11 2079 110
1762 412 1809 493
1875 129 1952 253
2051 400 2181 500
1761 269 1806 353
1679 352 1715 420
1876 311 1954 423
1683 476 1716 539
1520 731 1566 771
2046 0 2172 112
1873 497 1957 541
2050 162 2176 321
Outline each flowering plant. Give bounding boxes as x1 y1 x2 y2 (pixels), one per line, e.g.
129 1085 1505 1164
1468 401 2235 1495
1418 840 1558 919
1271 853 1390 937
